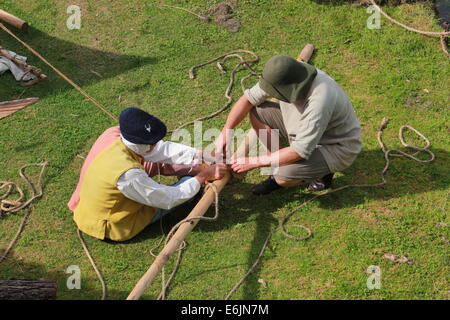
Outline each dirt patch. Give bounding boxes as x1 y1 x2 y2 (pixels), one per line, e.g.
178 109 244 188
205 1 240 33
403 91 433 109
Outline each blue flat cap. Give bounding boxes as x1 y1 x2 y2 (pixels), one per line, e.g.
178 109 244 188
119 107 167 145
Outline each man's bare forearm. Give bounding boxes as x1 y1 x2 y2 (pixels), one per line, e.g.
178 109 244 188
256 147 303 167
223 95 254 130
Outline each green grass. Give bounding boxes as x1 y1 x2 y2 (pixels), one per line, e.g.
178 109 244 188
0 0 449 300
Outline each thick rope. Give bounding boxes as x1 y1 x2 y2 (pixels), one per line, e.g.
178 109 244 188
0 208 32 264
77 229 107 300
0 23 118 122
224 118 435 299
367 0 449 57
0 162 47 263
0 162 47 215
168 50 260 134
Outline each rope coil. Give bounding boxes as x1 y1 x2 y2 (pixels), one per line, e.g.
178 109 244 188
367 0 449 58
224 117 435 299
169 50 260 134
0 162 48 264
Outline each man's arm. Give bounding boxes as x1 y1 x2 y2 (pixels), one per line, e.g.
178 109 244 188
143 140 197 165
117 165 228 210
215 95 254 154
117 168 201 210
231 146 303 173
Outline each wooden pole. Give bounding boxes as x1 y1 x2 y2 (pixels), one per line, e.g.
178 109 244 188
298 43 315 62
127 172 231 300
127 44 315 300
0 10 28 31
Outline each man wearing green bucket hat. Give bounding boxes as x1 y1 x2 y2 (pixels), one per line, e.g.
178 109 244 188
215 55 362 195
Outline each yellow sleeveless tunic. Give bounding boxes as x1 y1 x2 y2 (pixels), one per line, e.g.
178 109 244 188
74 139 156 241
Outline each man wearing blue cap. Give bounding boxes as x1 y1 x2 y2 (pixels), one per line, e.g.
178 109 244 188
68 107 227 241
216 55 362 195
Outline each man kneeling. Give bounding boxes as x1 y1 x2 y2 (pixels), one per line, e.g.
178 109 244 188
68 107 227 241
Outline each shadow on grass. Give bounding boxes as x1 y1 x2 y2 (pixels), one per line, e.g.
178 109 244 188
5 146 447 300
0 26 157 100
111 146 448 299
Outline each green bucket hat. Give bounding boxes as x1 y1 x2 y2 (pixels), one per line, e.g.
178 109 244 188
259 55 317 103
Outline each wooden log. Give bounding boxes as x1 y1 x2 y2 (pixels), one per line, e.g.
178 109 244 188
127 172 232 300
0 279 57 300
0 10 28 31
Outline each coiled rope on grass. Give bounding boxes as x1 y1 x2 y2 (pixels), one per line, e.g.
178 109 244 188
168 50 260 134
225 117 435 299
0 162 48 264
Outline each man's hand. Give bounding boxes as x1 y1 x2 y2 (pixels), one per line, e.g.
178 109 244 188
230 157 260 173
214 130 231 162
195 164 228 184
195 149 218 164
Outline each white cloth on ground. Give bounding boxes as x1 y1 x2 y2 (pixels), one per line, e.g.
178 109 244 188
0 50 36 82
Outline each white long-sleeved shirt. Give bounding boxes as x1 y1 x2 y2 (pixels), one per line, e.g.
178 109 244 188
117 136 201 210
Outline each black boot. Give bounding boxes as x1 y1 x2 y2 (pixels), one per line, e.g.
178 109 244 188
252 176 282 196
308 173 334 192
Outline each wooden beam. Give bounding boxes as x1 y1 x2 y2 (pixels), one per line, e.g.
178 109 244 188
0 10 28 31
298 43 315 62
127 172 231 300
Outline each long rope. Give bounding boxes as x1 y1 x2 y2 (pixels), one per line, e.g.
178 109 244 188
224 118 435 299
0 162 48 263
368 0 449 57
0 162 47 215
168 50 260 133
0 23 118 122
77 229 107 300
161 4 210 22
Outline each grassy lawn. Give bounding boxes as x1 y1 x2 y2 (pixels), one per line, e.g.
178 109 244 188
0 0 448 300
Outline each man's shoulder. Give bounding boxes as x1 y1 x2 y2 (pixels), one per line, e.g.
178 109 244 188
309 69 346 99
